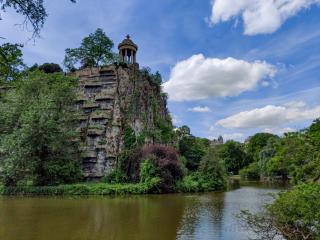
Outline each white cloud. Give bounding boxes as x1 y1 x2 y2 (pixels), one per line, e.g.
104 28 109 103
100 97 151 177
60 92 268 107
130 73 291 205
223 133 244 141
211 0 320 35
171 114 182 126
264 127 296 135
188 106 211 112
163 54 275 101
216 102 320 129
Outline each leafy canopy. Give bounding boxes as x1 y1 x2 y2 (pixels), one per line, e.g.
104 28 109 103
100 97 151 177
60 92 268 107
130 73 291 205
219 140 249 174
0 42 25 81
239 183 320 240
0 71 82 186
64 28 115 70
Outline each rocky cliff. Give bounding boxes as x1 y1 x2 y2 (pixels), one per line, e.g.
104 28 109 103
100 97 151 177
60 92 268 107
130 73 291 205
73 64 171 179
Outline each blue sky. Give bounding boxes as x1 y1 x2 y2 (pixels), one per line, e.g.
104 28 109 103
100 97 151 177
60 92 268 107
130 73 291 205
1 0 320 141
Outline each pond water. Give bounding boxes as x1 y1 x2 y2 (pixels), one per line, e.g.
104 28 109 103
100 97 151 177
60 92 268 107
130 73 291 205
0 181 286 240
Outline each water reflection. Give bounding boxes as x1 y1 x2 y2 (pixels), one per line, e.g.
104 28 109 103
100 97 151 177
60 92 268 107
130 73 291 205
0 182 286 240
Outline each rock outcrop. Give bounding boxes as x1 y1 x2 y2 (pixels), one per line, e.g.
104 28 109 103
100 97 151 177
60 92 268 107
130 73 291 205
73 64 170 179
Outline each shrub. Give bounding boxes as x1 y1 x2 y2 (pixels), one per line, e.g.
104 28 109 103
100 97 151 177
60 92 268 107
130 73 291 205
139 144 183 192
239 162 260 180
0 181 162 196
176 173 201 192
198 148 228 190
239 183 320 240
101 169 128 184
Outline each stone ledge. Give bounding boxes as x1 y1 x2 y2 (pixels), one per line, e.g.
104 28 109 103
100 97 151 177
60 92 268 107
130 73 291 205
82 102 99 109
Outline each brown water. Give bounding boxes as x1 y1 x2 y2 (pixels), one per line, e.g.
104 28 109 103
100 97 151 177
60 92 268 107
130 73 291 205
0 181 286 240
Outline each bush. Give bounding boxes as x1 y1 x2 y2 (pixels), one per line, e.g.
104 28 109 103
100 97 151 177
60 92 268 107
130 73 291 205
239 183 320 240
38 63 62 73
0 181 162 196
239 162 260 180
101 169 128 184
139 144 183 192
198 148 228 190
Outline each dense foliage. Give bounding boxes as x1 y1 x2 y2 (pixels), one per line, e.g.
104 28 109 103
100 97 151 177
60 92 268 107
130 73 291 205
239 120 320 183
219 140 249 174
177 147 227 192
64 28 115 70
0 43 25 81
177 125 210 171
240 184 320 240
239 119 320 240
246 133 279 162
38 62 63 73
0 71 82 186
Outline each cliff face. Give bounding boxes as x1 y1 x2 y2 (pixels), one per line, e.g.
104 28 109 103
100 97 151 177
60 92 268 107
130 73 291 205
73 64 170 179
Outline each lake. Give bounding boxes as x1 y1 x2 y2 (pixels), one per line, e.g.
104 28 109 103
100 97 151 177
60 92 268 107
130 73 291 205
0 181 286 240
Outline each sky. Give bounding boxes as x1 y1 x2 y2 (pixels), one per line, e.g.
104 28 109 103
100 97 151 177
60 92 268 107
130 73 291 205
1 0 320 141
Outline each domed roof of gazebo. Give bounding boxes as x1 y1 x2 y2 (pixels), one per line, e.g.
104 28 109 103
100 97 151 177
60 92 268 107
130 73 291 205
118 35 138 51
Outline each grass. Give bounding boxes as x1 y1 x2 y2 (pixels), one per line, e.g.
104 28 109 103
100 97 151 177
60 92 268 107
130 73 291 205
0 179 161 196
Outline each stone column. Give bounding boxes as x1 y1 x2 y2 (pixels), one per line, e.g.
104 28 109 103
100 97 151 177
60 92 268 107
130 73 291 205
125 49 128 63
131 50 134 63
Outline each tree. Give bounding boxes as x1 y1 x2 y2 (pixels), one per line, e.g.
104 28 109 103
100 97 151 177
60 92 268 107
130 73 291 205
0 42 25 81
179 136 210 171
63 28 115 71
38 62 62 73
198 147 227 190
176 125 191 140
219 140 249 174
246 133 279 162
0 0 76 38
239 183 320 240
0 71 82 186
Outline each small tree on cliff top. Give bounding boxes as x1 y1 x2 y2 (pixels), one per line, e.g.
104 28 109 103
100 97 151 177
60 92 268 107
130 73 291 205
63 28 115 71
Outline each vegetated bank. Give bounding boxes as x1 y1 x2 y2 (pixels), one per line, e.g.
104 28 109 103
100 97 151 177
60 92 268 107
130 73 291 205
0 30 227 196
237 118 320 240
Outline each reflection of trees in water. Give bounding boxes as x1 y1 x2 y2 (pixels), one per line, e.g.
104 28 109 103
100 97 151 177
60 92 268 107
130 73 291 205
176 192 225 239
64 195 187 240
0 196 187 240
0 185 283 240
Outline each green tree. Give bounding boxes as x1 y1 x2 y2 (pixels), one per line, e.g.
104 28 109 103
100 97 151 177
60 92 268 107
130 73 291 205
246 133 279 162
176 125 191 140
259 136 281 177
239 183 320 240
198 147 227 190
63 28 115 70
219 140 249 174
38 62 63 73
0 71 82 186
179 136 210 171
0 43 25 81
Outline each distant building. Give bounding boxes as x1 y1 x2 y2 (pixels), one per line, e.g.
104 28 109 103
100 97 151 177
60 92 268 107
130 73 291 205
210 136 224 147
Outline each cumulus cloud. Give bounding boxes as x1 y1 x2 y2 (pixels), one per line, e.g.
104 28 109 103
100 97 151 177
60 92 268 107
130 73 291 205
210 0 320 35
216 101 320 129
188 106 211 112
163 54 275 101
